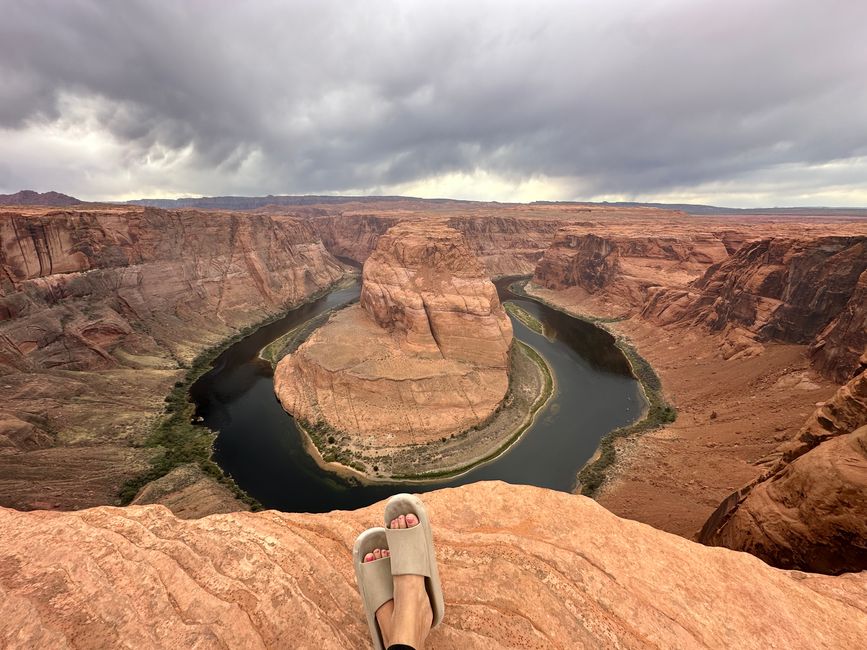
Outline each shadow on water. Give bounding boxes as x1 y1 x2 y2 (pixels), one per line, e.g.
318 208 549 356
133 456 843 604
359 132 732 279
191 277 643 513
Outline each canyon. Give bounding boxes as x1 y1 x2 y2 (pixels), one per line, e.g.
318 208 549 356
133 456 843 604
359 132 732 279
526 221 867 573
1 197 866 646
0 206 347 511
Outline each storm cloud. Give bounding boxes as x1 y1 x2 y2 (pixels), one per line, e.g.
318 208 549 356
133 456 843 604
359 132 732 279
1 0 866 205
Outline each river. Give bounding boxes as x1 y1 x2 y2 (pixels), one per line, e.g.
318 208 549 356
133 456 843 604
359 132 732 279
190 278 643 512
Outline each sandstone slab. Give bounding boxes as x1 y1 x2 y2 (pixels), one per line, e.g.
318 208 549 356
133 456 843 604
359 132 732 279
1 482 865 649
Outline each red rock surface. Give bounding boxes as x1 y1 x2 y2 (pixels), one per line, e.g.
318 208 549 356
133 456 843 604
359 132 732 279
2 482 866 649
0 206 346 510
811 267 867 382
274 223 513 444
312 209 566 276
532 226 729 318
643 236 867 376
699 367 867 573
360 223 512 366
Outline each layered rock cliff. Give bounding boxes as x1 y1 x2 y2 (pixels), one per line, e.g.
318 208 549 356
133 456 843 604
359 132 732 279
274 223 513 448
533 231 623 293
811 267 867 382
1 482 865 649
699 365 867 574
532 227 728 317
360 223 512 367
642 236 867 378
312 212 564 276
0 207 346 510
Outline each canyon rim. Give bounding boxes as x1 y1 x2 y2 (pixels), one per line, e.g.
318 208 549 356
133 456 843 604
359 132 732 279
3 1 867 646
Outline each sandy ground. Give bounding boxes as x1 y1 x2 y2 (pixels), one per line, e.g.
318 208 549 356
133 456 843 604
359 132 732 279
527 286 837 538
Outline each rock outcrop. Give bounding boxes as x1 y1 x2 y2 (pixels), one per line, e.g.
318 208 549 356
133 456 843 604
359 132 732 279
533 231 622 291
532 227 728 317
274 223 513 445
644 236 867 376
699 367 867 574
1 482 865 649
811 267 867 382
0 206 346 510
360 223 512 367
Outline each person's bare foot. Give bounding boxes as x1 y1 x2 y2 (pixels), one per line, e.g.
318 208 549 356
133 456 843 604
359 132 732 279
363 548 394 646
387 513 434 649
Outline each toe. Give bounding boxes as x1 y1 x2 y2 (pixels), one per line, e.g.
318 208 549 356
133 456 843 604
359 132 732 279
390 517 400 529
373 549 382 560
364 552 375 563
383 549 390 557
398 514 407 529
405 513 418 527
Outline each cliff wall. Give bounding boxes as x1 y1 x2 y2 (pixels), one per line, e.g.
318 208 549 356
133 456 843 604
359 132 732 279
0 207 346 510
312 213 564 276
1 482 864 649
532 232 867 380
532 227 728 317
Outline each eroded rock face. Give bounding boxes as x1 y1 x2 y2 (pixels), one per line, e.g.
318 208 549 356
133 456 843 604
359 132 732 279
0 207 346 510
533 231 622 292
275 223 513 444
312 212 564 276
699 368 867 574
360 223 512 367
532 227 729 318
642 236 867 376
811 268 867 383
1 482 865 649
685 237 866 342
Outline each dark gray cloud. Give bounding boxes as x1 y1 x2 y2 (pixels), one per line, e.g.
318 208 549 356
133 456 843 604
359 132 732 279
1 0 866 204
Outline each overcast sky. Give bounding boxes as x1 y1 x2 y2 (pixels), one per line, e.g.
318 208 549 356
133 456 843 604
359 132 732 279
1 0 866 206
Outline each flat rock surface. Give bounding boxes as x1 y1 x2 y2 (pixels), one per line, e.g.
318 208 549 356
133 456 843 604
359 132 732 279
1 482 865 649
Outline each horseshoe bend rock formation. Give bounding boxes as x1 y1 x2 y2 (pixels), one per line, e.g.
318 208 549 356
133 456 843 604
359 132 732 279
274 223 513 445
699 365 867 574
0 206 346 510
1 482 866 649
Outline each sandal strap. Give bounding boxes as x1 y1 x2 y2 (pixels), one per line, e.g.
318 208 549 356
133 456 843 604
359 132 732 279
386 525 431 577
359 557 394 612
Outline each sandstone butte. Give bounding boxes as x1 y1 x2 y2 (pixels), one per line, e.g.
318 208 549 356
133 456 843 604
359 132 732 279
274 222 514 445
2 482 866 649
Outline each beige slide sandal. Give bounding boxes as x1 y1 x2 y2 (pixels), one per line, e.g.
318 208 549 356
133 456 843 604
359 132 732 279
353 527 394 650
383 493 445 628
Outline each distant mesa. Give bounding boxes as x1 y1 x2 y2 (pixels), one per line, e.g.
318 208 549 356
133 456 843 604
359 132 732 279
274 222 514 451
0 190 82 206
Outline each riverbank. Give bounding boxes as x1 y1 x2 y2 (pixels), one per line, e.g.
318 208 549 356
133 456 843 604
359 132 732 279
285 339 554 483
523 281 838 538
119 273 358 509
511 280 674 495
